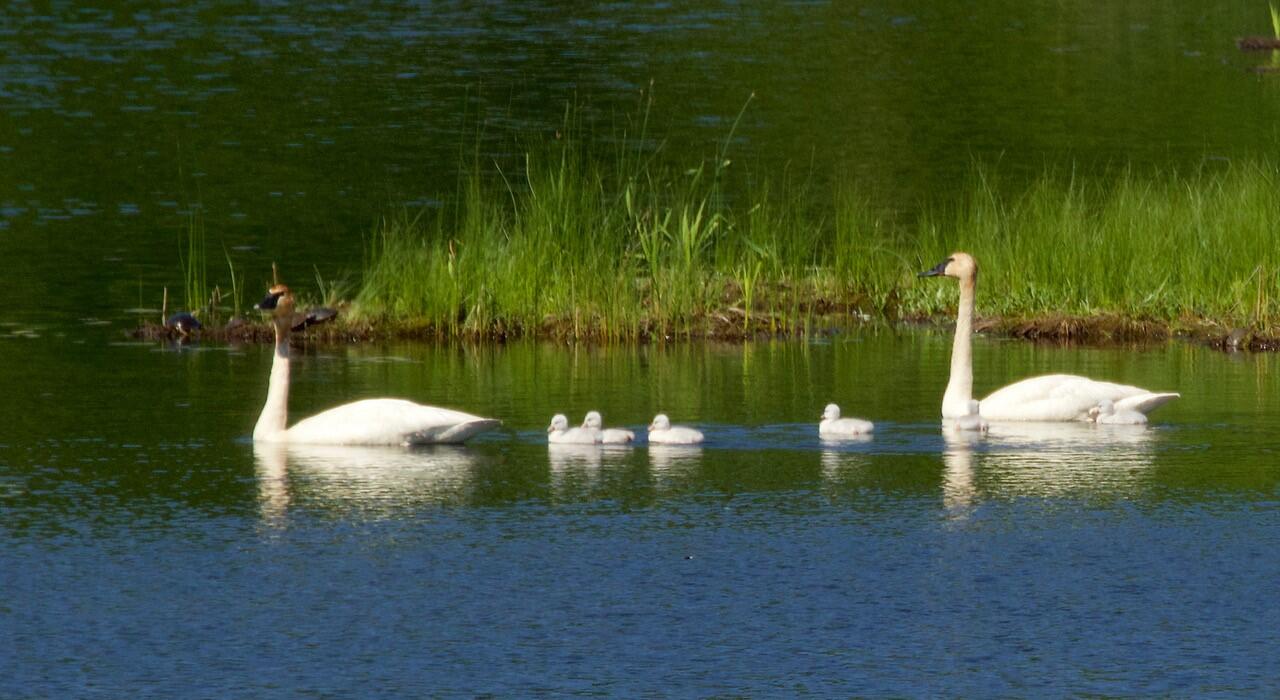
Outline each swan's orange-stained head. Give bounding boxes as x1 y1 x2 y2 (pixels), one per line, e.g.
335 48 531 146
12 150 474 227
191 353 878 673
255 284 296 317
918 252 977 281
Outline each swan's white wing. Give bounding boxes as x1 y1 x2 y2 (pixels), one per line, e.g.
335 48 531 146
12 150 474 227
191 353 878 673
1113 392 1179 415
980 374 1173 422
285 398 499 445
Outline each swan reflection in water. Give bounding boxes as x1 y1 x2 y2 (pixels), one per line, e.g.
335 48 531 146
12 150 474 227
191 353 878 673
253 442 482 523
647 444 703 483
941 429 980 518
546 442 646 498
819 434 874 479
546 443 605 471
942 421 1158 517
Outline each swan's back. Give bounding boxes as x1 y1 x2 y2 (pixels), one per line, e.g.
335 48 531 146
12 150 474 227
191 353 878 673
980 374 1178 422
285 398 500 445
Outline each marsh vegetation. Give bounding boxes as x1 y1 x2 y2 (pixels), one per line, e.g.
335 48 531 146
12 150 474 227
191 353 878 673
154 128 1280 347
349 132 1280 344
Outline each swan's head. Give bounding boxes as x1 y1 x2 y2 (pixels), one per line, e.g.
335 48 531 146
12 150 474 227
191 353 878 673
582 411 603 429
649 413 671 432
1088 399 1116 421
822 403 841 421
547 414 569 433
919 252 977 281
255 284 295 319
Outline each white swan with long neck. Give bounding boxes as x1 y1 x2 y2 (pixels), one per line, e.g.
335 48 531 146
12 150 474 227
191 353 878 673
919 253 1179 422
252 284 500 445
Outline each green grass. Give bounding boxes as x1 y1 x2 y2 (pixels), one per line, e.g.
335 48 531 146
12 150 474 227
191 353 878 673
356 140 829 339
173 211 255 323
352 147 1280 341
223 247 245 318
904 164 1280 330
179 210 209 316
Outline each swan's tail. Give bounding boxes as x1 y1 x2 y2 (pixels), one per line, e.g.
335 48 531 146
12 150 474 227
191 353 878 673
1113 392 1180 415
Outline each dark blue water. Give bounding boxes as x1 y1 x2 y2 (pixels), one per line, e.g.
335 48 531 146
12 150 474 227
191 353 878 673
3 332 1279 696
12 487 1278 697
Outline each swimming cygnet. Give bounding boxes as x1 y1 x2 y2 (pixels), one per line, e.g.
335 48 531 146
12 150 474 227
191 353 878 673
647 413 704 444
945 400 989 433
1088 399 1148 425
548 413 603 444
582 411 635 444
818 403 874 438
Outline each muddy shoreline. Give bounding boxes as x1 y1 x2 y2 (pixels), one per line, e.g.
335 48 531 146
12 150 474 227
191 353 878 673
129 311 1279 352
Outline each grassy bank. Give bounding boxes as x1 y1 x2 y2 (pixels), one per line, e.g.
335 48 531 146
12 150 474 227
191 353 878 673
350 144 1280 343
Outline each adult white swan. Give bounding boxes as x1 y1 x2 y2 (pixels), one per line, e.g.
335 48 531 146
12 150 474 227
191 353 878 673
919 253 1179 422
252 284 500 444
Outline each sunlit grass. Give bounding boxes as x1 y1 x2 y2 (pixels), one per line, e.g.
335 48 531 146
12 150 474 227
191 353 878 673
903 164 1280 332
354 150 1280 340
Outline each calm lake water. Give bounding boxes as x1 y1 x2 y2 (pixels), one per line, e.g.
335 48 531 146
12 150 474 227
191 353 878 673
4 329 1280 696
4 2 1280 696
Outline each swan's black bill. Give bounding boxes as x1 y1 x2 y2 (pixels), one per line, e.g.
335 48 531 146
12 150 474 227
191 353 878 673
255 291 283 310
918 258 951 278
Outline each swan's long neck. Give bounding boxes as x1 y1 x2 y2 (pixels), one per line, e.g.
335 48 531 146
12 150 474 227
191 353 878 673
942 274 975 419
253 322 291 441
